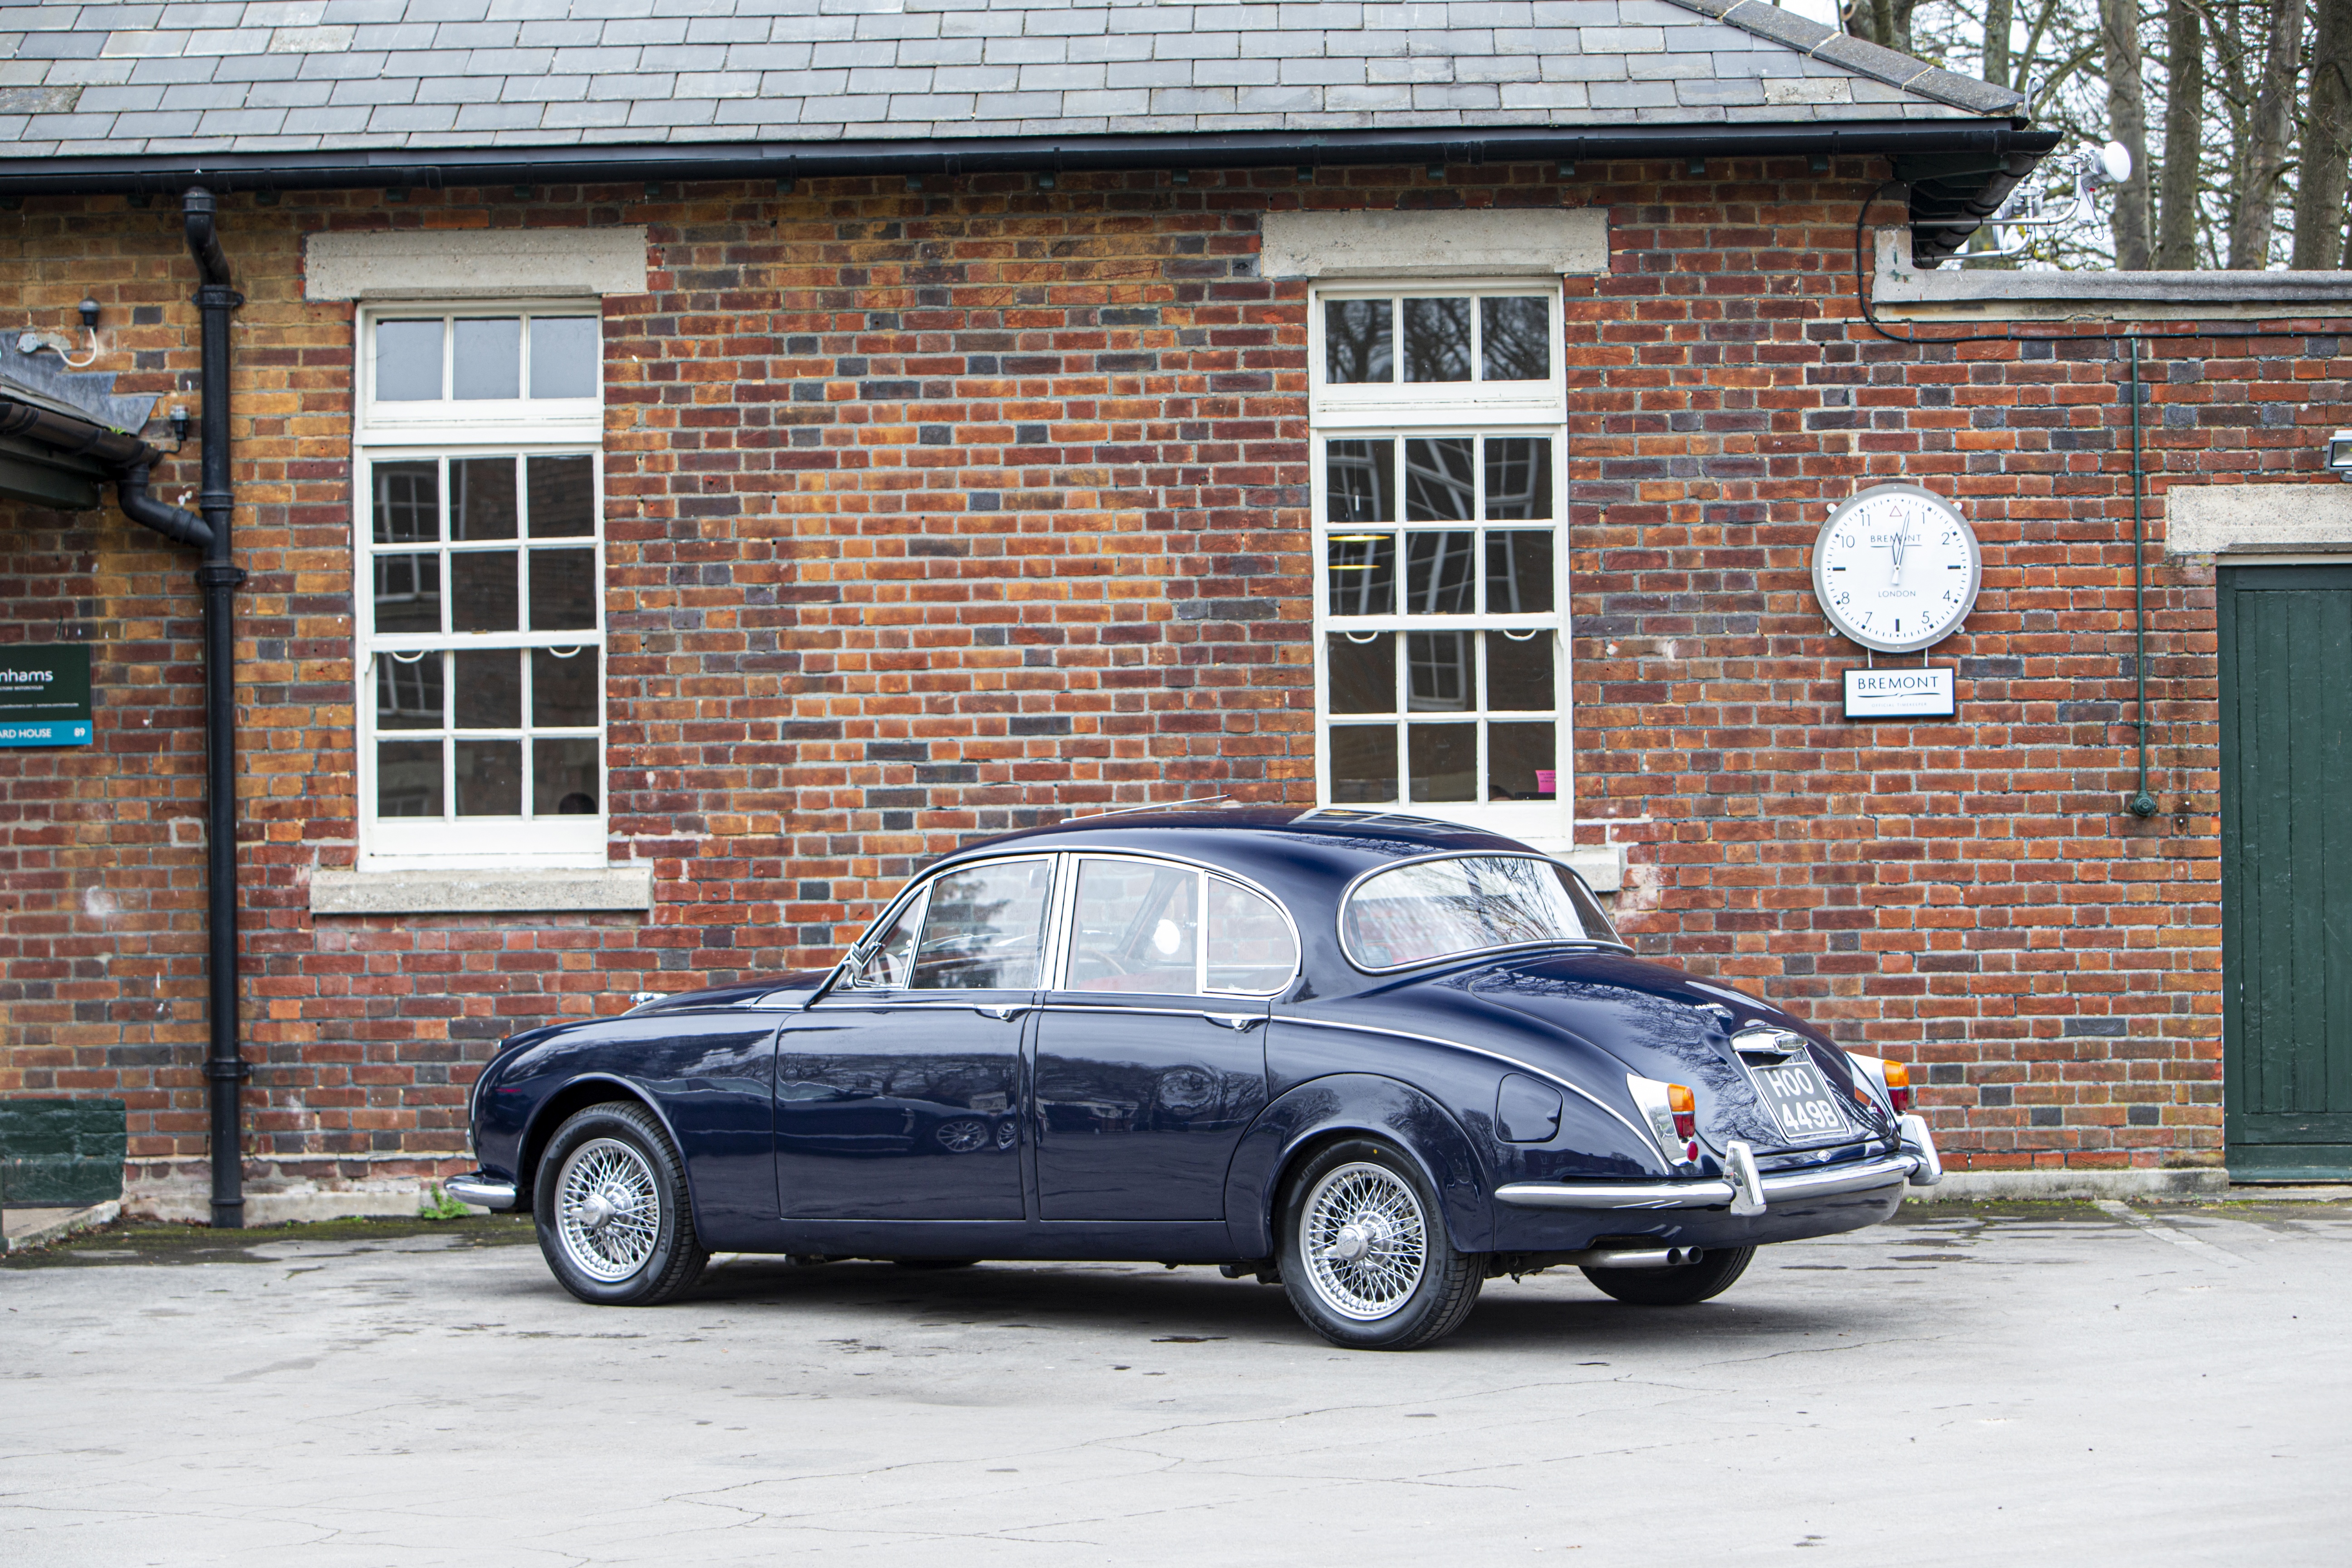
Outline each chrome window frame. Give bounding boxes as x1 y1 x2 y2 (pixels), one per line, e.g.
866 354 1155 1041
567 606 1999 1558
1336 850 1631 975
836 853 1058 995
1049 851 1304 1000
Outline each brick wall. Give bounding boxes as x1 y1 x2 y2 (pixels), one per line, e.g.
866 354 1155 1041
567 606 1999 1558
0 162 2341 1208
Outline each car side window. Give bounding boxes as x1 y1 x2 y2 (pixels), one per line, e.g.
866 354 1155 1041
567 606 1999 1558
911 858 1054 990
855 890 925 988
1206 877 1299 994
1067 858 1200 993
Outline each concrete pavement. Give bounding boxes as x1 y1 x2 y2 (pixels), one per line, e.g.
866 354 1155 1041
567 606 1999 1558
3 1200 2346 1565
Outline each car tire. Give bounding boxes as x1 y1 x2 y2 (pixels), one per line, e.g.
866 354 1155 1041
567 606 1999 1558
1277 1137 1482 1351
534 1100 707 1306
1581 1245 1755 1306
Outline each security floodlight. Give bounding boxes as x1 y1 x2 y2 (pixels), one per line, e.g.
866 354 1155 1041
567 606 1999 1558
2328 430 2352 478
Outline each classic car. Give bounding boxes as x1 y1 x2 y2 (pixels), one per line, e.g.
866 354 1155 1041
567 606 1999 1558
448 808 1941 1351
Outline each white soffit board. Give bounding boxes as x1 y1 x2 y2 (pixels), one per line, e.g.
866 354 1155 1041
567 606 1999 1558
1260 209 1609 279
304 227 651 301
2167 483 2352 556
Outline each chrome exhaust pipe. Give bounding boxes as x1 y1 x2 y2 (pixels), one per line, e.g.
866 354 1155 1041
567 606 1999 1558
1564 1246 1701 1270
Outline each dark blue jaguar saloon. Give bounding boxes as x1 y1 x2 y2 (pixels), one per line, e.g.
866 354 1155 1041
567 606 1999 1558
449 809 1941 1350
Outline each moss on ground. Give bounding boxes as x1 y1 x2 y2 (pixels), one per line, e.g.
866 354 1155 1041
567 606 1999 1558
2 1212 538 1268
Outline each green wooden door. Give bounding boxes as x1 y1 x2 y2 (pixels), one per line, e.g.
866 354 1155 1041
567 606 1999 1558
2220 566 2352 1179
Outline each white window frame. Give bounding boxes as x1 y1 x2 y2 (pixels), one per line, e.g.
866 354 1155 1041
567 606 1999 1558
1308 280 1572 848
352 300 608 872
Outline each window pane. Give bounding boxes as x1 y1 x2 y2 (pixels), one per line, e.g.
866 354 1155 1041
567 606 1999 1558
452 318 521 400
1484 437 1552 519
1325 533 1393 617
531 647 598 727
1327 438 1395 524
1403 437 1474 521
454 739 522 815
371 460 439 543
1484 530 1554 614
912 859 1054 990
377 739 443 817
450 550 519 632
533 737 599 816
1327 633 1395 715
453 649 522 729
1067 860 1198 993
374 652 442 730
1480 296 1550 381
1206 877 1298 993
1403 531 1475 614
1343 855 1593 968
1406 631 1472 711
1401 297 1471 382
1329 725 1397 804
529 547 598 631
1323 299 1393 384
529 316 598 399
1490 722 1558 800
451 457 518 540
1485 632 1553 711
1408 723 1477 801
372 553 440 635
374 320 442 402
527 454 596 538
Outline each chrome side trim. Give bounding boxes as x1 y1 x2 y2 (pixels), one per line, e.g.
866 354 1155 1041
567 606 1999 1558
1495 1152 1923 1213
1275 1014 1661 1157
445 1173 518 1211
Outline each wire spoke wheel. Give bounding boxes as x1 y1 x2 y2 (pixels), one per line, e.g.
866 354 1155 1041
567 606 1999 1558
1300 1161 1429 1321
554 1136 662 1283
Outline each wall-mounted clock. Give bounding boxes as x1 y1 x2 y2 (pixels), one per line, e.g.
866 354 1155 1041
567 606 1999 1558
1809 483 1981 653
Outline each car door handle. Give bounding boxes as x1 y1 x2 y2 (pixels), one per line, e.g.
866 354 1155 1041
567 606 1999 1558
976 1004 1029 1022
1206 1013 1264 1032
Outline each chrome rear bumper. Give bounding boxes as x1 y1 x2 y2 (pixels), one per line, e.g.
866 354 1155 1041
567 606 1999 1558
445 1172 519 1211
1497 1117 1943 1215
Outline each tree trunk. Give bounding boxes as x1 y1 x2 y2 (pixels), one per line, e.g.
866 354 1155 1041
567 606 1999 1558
2154 0 2203 269
1985 0 2014 90
2102 0 2153 269
2229 0 2304 270
2295 0 2352 268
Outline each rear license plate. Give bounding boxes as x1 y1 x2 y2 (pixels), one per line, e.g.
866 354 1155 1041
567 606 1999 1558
1753 1059 1853 1144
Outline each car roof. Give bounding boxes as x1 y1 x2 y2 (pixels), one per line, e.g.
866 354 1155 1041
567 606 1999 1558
928 806 1547 896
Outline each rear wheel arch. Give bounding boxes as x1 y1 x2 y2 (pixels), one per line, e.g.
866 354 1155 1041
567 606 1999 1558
1225 1073 1495 1260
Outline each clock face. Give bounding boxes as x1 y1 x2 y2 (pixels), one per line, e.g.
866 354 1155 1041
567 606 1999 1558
1810 483 1981 653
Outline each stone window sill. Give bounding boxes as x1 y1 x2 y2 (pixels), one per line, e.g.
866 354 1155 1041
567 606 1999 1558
309 866 654 916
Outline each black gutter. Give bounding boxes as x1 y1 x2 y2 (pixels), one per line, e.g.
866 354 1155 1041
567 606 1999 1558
0 121 2058 196
180 186 248 1230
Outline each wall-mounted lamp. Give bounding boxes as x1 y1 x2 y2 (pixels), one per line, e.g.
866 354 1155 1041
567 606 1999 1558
170 404 191 446
2327 429 2352 477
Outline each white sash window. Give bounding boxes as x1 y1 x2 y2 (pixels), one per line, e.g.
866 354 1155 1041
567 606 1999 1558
1310 283 1569 846
352 304 606 869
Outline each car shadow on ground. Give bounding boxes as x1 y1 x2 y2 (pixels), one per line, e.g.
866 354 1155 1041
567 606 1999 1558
498 1255 1917 1352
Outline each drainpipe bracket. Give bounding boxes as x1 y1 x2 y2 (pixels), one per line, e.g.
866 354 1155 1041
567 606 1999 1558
194 285 245 310
196 562 246 590
202 1058 252 1082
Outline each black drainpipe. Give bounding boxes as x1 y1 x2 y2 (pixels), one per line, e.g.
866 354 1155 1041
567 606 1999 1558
2126 340 2158 819
183 187 250 1227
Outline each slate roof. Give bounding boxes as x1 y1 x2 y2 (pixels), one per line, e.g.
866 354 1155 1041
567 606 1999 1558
0 0 2022 161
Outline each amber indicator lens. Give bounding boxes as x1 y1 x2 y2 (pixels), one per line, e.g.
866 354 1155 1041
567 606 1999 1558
1884 1062 1911 1115
1666 1083 1697 1141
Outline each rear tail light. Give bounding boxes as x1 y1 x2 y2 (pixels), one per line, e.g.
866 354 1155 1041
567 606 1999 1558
1667 1083 1697 1142
1884 1062 1911 1115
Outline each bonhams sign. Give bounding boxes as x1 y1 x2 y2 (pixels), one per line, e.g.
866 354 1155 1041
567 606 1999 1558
0 643 93 746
